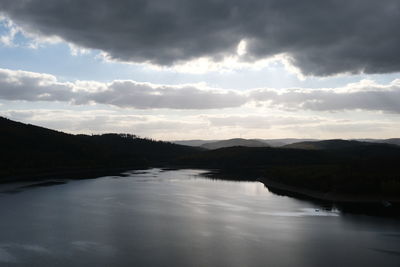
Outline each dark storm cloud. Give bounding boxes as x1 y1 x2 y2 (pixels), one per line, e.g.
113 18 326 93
1 0 399 76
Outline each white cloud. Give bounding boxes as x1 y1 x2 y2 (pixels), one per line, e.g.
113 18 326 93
0 68 246 109
248 79 400 113
0 15 61 49
1 68 400 114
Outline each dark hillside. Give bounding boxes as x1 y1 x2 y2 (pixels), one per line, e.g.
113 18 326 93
284 139 373 150
0 117 199 181
201 138 270 150
178 144 400 200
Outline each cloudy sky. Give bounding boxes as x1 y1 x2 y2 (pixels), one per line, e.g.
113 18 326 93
0 0 399 140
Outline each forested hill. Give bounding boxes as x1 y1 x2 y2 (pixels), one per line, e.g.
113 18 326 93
0 117 199 181
177 142 400 200
283 139 396 150
201 138 270 150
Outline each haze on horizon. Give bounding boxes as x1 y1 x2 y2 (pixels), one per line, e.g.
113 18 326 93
0 0 399 140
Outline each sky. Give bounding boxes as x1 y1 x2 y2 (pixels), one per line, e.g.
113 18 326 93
0 0 399 140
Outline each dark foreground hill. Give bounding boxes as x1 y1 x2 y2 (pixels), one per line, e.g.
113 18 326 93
177 142 400 203
0 117 199 181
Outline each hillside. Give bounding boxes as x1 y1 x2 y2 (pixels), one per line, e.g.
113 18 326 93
358 138 400 146
178 143 400 201
0 117 199 181
171 140 217 147
259 138 317 147
171 138 317 147
283 139 384 150
201 138 270 150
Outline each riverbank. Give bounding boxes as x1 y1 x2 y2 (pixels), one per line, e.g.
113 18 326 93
0 166 149 184
203 169 400 216
259 176 400 204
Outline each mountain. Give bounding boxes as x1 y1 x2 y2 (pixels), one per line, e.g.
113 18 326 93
200 138 270 150
357 138 400 146
383 138 400 146
258 138 318 147
171 140 218 147
172 138 318 148
283 139 384 150
179 141 400 201
0 117 199 181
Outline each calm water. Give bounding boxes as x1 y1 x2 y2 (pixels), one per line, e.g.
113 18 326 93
0 168 399 267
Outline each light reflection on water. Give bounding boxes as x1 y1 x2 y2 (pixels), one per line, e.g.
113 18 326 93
0 168 399 267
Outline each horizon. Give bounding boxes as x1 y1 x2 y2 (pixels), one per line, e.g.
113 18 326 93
1 1 400 140
3 114 400 143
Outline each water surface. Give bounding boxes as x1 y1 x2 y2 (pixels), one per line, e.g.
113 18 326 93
0 169 399 266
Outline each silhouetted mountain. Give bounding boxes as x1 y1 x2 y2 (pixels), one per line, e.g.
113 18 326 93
383 138 400 146
0 117 199 181
178 142 400 200
172 138 317 147
357 138 400 146
259 138 318 147
283 139 388 150
171 140 218 147
201 138 270 150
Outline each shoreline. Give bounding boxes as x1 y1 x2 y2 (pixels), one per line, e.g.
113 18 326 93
0 166 149 184
259 176 400 204
202 169 400 216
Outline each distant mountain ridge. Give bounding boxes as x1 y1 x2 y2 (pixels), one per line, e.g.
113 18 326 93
171 138 317 148
201 138 270 150
356 138 400 146
172 140 218 147
172 138 400 149
284 139 399 150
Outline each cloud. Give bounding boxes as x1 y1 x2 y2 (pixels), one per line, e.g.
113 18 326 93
1 0 399 76
1 68 400 113
249 79 400 113
86 80 246 109
0 68 246 109
0 69 74 101
0 16 18 46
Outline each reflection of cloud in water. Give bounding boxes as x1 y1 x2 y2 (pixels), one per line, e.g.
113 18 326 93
16 244 50 253
71 241 116 255
0 243 50 263
0 248 16 263
241 182 269 196
187 199 250 212
370 248 400 256
259 208 340 217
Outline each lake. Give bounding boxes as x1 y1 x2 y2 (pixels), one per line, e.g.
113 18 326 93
0 168 399 266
